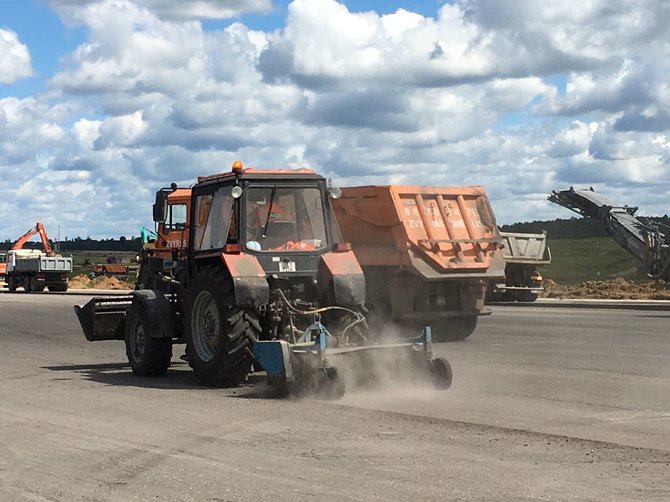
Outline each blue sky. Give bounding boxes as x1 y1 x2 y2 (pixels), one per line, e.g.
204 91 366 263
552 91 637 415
0 0 668 240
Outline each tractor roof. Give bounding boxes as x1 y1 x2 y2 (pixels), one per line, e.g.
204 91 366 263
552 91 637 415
196 167 321 186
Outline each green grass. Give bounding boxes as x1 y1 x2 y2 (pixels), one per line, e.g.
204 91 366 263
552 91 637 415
542 237 646 284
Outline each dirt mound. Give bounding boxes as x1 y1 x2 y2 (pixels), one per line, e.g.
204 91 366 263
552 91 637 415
543 278 670 300
69 275 93 289
68 274 132 290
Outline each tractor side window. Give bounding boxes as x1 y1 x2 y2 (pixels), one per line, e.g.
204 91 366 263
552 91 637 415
193 195 212 250
166 204 187 232
194 187 234 251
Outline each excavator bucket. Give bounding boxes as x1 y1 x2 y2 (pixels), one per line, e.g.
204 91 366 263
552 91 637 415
74 295 133 341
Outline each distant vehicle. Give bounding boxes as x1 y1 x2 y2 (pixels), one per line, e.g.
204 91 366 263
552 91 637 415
5 222 72 293
486 231 551 302
93 263 129 279
0 252 7 284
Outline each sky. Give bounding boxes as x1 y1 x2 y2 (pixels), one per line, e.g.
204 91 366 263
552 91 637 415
1 0 669 241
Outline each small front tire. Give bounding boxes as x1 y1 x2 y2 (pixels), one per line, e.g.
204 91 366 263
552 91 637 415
124 301 172 376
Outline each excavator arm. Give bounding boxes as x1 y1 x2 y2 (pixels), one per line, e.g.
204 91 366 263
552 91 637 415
11 222 53 255
548 187 670 282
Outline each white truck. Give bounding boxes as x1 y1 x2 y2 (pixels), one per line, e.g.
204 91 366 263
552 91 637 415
487 231 551 302
5 249 72 292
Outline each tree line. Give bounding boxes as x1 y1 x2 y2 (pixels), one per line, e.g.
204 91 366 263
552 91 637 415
0 236 142 252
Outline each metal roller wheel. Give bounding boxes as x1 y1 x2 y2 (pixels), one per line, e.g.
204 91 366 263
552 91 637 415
427 357 453 390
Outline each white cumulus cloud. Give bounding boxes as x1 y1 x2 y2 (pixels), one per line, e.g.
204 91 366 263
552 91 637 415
0 29 33 84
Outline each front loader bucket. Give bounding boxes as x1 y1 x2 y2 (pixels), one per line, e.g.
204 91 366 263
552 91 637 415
74 295 133 341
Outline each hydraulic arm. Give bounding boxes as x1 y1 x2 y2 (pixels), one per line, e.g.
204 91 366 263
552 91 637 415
12 222 52 254
548 187 670 281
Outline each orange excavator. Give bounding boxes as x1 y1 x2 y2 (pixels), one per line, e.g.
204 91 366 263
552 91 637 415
5 222 72 293
11 222 53 254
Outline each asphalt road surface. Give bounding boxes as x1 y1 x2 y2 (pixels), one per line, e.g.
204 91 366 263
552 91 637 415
1 292 669 501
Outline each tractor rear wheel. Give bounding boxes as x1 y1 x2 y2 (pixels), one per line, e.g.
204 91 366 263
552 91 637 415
124 301 172 376
185 268 259 387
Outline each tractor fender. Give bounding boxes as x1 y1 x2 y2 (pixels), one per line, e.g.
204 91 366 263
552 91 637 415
220 253 270 307
132 289 177 339
318 250 366 305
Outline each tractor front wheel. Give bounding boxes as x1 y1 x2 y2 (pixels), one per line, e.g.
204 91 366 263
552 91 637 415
124 301 172 376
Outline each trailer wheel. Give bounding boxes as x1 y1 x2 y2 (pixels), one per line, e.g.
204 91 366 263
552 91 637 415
185 269 258 387
125 301 172 376
433 316 478 342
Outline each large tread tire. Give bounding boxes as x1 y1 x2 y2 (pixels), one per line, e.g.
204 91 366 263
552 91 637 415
185 267 259 387
7 277 17 293
432 316 478 342
124 301 173 376
22 277 31 293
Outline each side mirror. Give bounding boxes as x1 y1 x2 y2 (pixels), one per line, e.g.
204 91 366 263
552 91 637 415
153 191 168 223
328 187 342 199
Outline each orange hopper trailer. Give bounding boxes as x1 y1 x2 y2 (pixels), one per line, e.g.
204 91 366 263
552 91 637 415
332 185 505 341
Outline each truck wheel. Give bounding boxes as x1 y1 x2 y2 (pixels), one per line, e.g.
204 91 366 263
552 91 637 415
517 291 538 302
185 269 258 387
30 277 45 293
433 316 478 342
125 301 172 376
7 278 17 293
22 277 31 293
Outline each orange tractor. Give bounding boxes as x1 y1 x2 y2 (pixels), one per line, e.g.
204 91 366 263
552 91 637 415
75 163 452 397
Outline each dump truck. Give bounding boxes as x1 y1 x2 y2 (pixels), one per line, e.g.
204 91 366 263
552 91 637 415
6 251 72 292
5 222 72 293
549 187 670 282
75 163 452 397
93 263 129 279
331 185 505 342
486 231 551 302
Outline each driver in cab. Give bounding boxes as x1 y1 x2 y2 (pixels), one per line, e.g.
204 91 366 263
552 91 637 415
246 196 315 251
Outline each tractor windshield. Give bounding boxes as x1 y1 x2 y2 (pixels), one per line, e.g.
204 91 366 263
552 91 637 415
245 187 328 252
